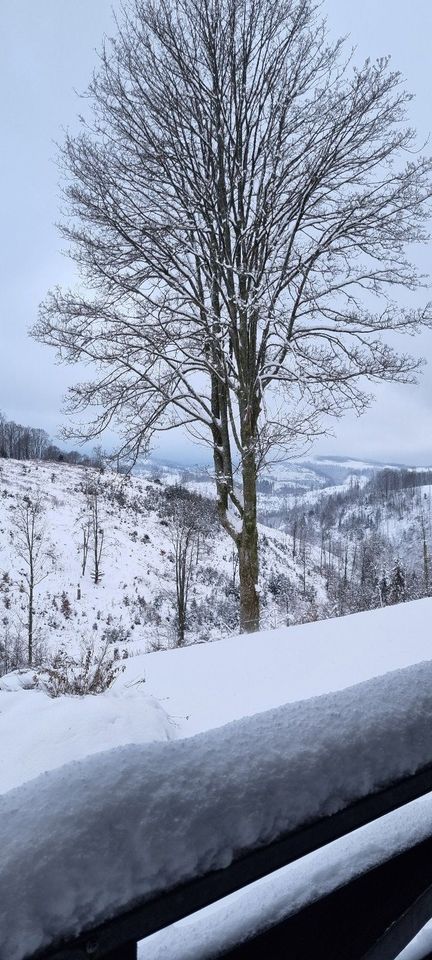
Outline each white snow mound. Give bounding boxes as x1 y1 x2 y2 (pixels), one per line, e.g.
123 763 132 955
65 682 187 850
2 659 432 960
0 684 174 794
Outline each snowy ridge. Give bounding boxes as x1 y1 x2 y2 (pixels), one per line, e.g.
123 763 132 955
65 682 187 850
3 659 432 960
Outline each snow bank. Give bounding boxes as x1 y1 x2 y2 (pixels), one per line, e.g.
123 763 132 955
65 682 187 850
0 685 174 794
121 597 432 737
3 659 432 960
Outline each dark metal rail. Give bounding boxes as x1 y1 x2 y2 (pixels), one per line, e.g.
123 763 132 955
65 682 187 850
34 760 432 960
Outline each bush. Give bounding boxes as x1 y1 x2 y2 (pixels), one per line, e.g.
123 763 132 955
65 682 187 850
0 627 46 677
0 628 27 676
43 639 124 697
60 591 72 619
101 622 131 644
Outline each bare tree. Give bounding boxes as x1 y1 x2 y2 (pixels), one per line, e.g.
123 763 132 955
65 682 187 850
165 487 212 645
79 517 92 578
173 517 197 647
13 494 53 665
419 508 430 595
0 415 49 461
88 483 105 585
77 475 106 584
34 0 432 631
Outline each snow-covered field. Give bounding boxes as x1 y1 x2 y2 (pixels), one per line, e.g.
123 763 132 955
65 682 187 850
2 597 431 793
1 598 432 959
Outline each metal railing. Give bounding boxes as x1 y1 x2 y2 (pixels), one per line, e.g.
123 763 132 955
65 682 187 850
34 760 432 960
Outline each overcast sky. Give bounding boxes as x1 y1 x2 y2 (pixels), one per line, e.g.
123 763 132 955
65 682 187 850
1 0 432 465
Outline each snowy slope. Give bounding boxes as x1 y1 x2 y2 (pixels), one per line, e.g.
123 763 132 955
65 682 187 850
0 458 330 663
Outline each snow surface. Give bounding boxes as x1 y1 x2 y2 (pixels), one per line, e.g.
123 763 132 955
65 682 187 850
1 598 432 794
0 685 174 793
122 597 432 737
398 924 432 960
3 659 432 960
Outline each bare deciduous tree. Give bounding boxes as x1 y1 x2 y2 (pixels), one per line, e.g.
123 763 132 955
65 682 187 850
173 519 197 647
77 476 106 583
13 494 53 665
0 414 49 461
34 0 432 631
88 483 105 585
166 487 211 645
80 517 91 578
419 508 430 595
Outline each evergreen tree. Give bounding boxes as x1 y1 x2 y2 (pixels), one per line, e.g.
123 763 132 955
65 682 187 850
389 559 406 605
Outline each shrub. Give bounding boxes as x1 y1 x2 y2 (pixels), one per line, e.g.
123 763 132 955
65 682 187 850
0 628 46 677
43 639 124 697
60 591 72 619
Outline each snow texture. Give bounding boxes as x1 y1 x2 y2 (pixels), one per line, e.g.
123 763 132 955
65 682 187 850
3 659 432 960
3 598 431 798
0 685 174 794
122 596 432 737
142 790 432 960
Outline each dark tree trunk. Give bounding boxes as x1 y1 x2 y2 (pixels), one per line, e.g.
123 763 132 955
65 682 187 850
238 448 259 633
28 577 33 666
175 543 189 647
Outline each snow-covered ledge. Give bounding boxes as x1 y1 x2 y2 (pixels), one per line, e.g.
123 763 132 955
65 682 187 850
2 660 432 960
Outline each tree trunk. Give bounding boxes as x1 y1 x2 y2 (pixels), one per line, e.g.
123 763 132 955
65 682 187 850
28 578 33 666
238 450 259 633
176 548 187 646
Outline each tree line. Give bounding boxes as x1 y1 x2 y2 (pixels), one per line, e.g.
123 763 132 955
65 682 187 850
0 412 104 468
274 468 432 618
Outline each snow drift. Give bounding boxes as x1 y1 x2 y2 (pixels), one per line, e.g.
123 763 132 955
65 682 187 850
2 659 432 960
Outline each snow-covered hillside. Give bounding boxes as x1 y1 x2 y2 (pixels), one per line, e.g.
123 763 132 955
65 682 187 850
263 467 432 619
0 460 430 957
0 458 329 666
139 453 406 516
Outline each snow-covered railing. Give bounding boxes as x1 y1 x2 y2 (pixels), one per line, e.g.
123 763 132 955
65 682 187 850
4 661 432 960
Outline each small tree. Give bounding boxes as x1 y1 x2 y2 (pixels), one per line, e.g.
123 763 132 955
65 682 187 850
166 487 212 645
79 516 92 577
378 569 389 607
419 509 430 595
389 558 406 605
78 476 106 584
13 494 53 665
89 485 105 585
